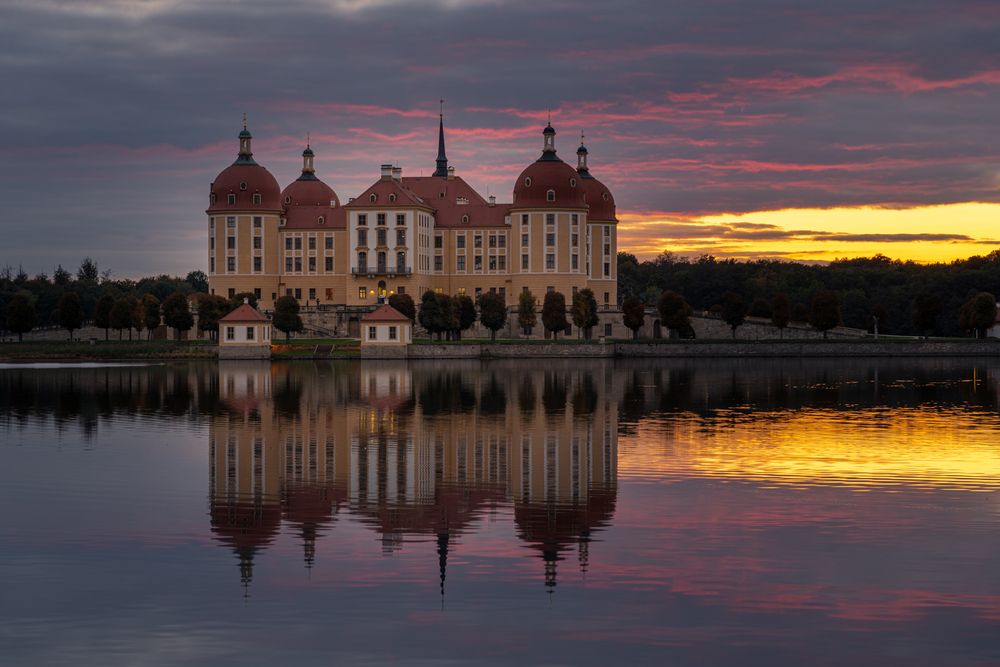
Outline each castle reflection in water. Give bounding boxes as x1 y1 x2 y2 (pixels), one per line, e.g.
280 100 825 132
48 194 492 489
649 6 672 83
209 361 619 593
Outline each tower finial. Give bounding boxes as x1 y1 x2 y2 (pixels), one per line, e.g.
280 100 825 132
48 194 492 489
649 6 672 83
439 98 444 119
433 100 449 177
548 108 551 125
242 112 247 130
306 131 310 149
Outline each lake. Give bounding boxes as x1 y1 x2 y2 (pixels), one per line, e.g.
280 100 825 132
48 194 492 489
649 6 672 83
1 358 999 666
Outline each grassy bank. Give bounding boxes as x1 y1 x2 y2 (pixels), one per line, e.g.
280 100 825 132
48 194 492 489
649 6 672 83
0 340 217 361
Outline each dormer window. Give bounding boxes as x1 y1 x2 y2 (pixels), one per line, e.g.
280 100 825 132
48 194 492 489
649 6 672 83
227 194 236 205
370 193 378 203
546 189 555 202
569 178 577 187
330 199 337 207
210 193 217 205
602 192 609 201
239 182 248 191
462 214 470 224
456 197 468 205
252 193 262 205
524 177 532 187
284 196 291 205
389 193 397 203
318 216 325 225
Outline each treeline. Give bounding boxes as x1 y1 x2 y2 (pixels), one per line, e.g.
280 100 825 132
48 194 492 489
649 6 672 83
618 251 1000 337
0 258 209 340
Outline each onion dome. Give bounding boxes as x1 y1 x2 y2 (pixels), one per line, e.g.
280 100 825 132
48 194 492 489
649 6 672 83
208 118 281 212
576 138 617 222
512 123 586 209
281 144 340 208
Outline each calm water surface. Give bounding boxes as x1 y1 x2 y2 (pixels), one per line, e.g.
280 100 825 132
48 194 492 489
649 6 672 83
2 358 1000 666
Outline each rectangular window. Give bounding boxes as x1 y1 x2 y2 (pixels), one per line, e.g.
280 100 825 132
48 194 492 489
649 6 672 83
489 235 497 248
294 237 302 250
294 258 302 271
226 216 236 226
498 256 506 270
396 213 406 226
227 236 236 249
358 229 367 246
252 193 261 205
546 254 555 270
434 256 443 271
603 262 610 277
285 237 293 250
475 287 482 299
210 237 215 250
254 288 261 299
605 323 613 336
325 257 333 271
571 234 578 247
458 287 466 296
546 233 555 246
325 236 333 250
474 255 483 271
377 228 387 246
308 288 316 300
358 214 367 226
246 326 255 341
253 237 261 249
474 235 483 248
398 229 407 246
604 243 610 255
456 235 466 249
368 326 377 340
522 233 529 246
285 257 293 272
210 257 215 272
377 213 386 226
253 216 262 228
210 217 215 229
546 213 555 225
294 288 302 300
254 257 262 272
434 235 443 249
498 235 506 248
571 214 578 225
325 288 333 300
308 237 316 250
499 287 506 299
308 257 316 271
226 327 235 341
388 326 397 340
227 194 236 205
489 256 497 271
571 255 578 270
604 292 610 305
457 256 466 271
228 288 235 298
227 257 236 272
521 214 529 226
522 254 529 270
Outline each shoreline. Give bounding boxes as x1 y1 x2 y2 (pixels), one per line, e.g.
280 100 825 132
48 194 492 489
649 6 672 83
4 338 1000 362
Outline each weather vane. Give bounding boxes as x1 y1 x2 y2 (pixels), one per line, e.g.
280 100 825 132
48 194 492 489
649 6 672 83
242 112 247 130
440 98 444 118
306 131 310 148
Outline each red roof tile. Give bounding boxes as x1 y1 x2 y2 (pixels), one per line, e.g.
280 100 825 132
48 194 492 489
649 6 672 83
361 304 412 322
220 303 270 322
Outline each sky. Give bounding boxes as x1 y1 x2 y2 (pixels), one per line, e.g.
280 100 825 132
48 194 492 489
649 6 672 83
1 0 999 277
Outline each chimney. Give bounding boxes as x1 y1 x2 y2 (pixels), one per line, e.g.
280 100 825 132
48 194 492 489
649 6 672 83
380 164 393 180
392 166 402 181
447 166 455 180
488 195 496 207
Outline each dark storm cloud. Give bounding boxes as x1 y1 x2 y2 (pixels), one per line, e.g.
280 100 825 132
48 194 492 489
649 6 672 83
1 0 999 274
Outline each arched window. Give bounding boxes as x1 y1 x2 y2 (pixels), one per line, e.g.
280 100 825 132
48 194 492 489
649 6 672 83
462 214 469 224
318 216 325 225
388 193 397 203
370 193 377 203
377 251 387 273
396 251 406 273
546 189 555 202
239 182 247 191
252 193 262 205
524 177 532 187
569 178 577 187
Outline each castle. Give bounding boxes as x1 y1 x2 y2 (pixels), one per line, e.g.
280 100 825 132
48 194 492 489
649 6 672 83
206 113 619 338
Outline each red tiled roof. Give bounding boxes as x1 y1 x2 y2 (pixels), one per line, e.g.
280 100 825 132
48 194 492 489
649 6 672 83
580 173 618 222
284 205 346 229
511 159 588 210
344 178 432 210
361 304 411 322
403 176 511 228
220 303 269 322
208 162 282 212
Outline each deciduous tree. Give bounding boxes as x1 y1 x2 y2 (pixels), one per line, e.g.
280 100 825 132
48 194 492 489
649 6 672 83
162 292 194 337
721 291 747 339
273 295 303 341
57 291 83 340
809 290 841 338
771 293 790 338
6 293 36 342
388 293 416 321
479 292 507 342
94 294 114 341
110 296 135 340
911 293 942 337
656 291 692 339
518 290 537 336
197 294 229 341
541 291 568 340
570 288 599 340
142 294 161 339
621 294 645 340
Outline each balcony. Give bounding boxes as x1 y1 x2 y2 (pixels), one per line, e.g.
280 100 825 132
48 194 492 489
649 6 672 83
352 266 413 277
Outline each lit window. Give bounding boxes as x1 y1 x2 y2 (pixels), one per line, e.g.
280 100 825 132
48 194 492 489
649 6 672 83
359 287 367 299
458 287 466 296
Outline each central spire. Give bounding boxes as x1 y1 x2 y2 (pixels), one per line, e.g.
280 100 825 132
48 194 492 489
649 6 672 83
433 99 449 177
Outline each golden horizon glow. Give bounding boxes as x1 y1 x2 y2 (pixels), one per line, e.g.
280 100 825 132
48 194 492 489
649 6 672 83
618 202 1000 263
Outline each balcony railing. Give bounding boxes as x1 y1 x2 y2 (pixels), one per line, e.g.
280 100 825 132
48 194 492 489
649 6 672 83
352 266 413 277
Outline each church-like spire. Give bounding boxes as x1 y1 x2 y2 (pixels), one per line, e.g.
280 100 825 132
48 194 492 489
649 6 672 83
576 131 592 177
235 113 257 165
433 99 449 177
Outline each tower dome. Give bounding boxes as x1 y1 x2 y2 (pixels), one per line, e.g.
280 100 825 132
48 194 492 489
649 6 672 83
576 139 617 222
208 119 281 212
280 144 341 227
512 123 586 209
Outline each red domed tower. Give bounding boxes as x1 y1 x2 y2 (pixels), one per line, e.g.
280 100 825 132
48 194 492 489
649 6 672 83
509 122 590 304
575 137 618 308
206 117 283 308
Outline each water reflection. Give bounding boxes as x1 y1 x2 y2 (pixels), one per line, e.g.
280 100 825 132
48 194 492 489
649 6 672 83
210 361 618 595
